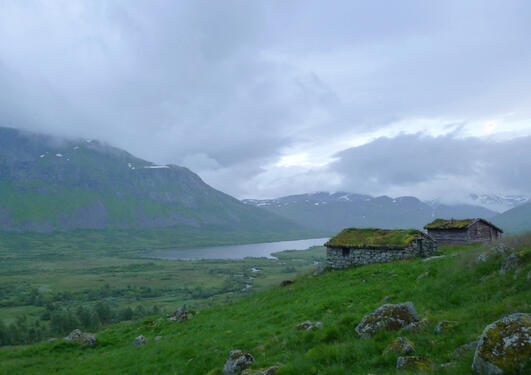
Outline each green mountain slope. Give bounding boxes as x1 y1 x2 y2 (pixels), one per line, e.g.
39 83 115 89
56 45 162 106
243 193 497 232
2 242 529 374
492 202 531 234
0 127 305 236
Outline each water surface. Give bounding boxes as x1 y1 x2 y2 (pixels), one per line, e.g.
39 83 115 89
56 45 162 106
143 237 329 260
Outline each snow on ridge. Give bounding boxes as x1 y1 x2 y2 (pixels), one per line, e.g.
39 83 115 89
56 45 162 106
40 154 45 158
143 165 170 169
56 154 63 157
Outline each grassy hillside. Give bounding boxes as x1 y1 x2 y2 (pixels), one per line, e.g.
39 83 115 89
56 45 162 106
492 202 531 234
0 127 306 236
1 239 529 374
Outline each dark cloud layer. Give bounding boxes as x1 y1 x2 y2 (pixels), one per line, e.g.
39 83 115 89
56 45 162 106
1 1 530 199
332 134 531 200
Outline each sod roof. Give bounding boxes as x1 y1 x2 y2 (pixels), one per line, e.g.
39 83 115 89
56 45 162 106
424 218 475 230
424 218 503 232
325 228 424 249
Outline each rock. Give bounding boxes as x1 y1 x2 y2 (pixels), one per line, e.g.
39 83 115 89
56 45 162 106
279 280 293 287
64 329 82 341
223 350 255 374
169 306 190 322
472 313 530 374
383 337 415 355
242 366 279 375
453 340 479 360
396 356 433 371
405 318 430 332
134 335 147 346
355 302 419 337
500 253 521 275
154 336 162 341
79 333 96 346
64 329 96 346
477 253 490 263
296 320 322 331
434 320 458 334
422 255 446 263
493 243 511 255
417 271 429 280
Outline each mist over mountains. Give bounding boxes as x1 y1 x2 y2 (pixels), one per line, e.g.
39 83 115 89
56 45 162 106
243 192 505 233
0 127 304 235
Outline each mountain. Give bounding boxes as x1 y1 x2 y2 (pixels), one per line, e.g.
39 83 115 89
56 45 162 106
468 193 529 213
243 192 497 232
0 127 304 235
492 202 531 234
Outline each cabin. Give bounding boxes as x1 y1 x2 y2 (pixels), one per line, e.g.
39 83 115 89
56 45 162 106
423 218 503 244
325 228 438 269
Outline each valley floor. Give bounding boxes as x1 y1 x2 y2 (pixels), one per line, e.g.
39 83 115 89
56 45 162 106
1 237 529 374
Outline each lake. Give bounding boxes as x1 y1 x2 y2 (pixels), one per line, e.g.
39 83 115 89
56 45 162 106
143 237 329 260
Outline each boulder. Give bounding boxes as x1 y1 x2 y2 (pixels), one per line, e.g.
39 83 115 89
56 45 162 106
296 320 323 331
500 253 521 275
355 302 419 337
134 335 147 346
154 336 162 341
169 306 190 322
434 320 458 334
223 350 255 374
472 313 530 374
384 337 415 355
64 329 96 346
279 280 293 287
64 329 82 341
396 356 433 371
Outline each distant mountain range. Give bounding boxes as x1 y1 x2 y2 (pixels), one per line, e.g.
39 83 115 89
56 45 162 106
243 192 499 233
491 202 531 234
0 127 305 236
467 193 529 213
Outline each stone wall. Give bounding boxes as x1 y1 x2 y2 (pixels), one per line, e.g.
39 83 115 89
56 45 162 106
326 236 438 269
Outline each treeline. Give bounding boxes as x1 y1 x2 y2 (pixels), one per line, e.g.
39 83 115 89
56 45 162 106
0 302 160 346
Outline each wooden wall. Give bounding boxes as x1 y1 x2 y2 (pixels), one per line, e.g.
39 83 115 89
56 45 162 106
427 222 502 244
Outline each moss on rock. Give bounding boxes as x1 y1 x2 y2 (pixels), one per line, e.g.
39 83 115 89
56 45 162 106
472 313 531 374
355 302 419 337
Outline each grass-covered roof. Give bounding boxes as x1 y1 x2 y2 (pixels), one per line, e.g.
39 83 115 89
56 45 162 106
325 228 423 249
424 218 475 230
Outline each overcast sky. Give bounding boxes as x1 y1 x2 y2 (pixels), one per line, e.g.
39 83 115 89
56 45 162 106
1 1 530 201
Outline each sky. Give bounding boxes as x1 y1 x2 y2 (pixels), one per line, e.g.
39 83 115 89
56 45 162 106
1 0 531 201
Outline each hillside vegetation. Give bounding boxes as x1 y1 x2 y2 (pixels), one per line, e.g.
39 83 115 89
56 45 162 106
0 127 306 236
1 237 529 374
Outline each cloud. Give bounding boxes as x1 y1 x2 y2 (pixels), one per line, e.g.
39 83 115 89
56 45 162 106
1 1 531 199
330 134 531 200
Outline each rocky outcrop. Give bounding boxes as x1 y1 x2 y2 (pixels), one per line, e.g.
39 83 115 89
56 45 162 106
472 313 530 374
384 337 415 355
223 350 255 375
355 302 419 337
64 329 96 346
168 307 190 322
133 335 147 346
396 356 433 371
500 253 521 275
296 321 323 331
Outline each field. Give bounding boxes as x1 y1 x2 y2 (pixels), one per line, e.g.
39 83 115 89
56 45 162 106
1 234 529 374
0 229 326 329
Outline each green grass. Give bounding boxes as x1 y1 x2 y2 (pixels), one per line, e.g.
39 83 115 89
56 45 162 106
1 239 529 374
325 228 421 248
